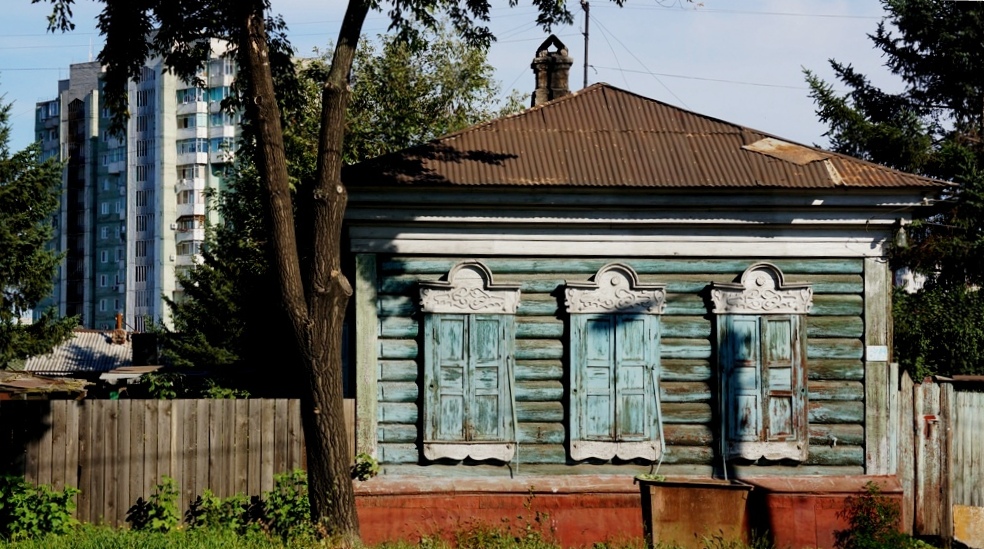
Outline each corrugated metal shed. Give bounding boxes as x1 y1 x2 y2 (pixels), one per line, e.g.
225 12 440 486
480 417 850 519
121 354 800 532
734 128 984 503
23 329 132 375
344 83 948 190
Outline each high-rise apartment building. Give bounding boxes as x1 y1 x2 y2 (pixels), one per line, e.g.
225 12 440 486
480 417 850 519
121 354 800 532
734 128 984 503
36 40 238 331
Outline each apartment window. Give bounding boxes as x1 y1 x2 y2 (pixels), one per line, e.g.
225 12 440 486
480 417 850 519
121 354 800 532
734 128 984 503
176 138 208 155
136 215 147 232
101 226 109 240
208 86 231 102
115 201 122 214
419 262 519 462
114 299 121 310
100 274 108 287
135 265 148 283
116 248 123 261
136 165 148 182
115 274 122 285
176 216 204 231
177 113 208 129
136 139 155 158
210 112 239 127
209 137 235 153
177 165 202 180
224 58 235 75
177 190 203 205
100 250 108 263
176 88 205 104
100 202 109 215
711 263 813 462
176 241 202 256
136 89 155 108
565 264 667 461
136 115 149 132
99 299 107 312
136 240 148 258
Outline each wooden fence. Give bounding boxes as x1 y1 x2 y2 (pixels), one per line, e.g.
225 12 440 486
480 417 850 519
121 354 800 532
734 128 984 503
0 399 355 526
895 372 984 544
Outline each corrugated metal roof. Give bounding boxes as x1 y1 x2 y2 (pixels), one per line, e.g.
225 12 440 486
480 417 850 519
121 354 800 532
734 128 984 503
23 329 132 375
344 83 948 190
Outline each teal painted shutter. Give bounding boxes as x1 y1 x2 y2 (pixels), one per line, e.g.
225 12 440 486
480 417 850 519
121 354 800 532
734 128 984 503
469 315 510 441
615 315 651 442
724 315 763 442
580 315 615 440
762 316 803 443
426 314 514 444
430 314 467 441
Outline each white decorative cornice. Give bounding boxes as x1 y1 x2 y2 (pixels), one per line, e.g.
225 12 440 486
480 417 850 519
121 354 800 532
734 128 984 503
565 263 666 314
419 261 521 314
710 263 813 315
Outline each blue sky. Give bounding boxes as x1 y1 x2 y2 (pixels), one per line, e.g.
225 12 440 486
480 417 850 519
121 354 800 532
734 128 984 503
1 1 896 153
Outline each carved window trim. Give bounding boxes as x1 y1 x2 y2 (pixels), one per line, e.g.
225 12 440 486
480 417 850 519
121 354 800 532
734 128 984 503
710 262 813 315
566 264 666 462
420 261 519 462
420 261 520 314
712 263 812 462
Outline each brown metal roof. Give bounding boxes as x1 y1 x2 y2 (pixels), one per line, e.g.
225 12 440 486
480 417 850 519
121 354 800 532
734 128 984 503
344 83 948 190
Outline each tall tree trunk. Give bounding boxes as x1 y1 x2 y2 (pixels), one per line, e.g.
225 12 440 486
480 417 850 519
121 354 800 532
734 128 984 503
239 0 369 540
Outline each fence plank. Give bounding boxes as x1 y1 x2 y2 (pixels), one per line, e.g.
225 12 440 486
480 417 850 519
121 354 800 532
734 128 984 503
915 382 943 536
274 399 288 477
104 400 119 526
158 400 172 486
288 399 303 471
64 402 79 491
128 399 145 519
261 400 275 493
898 372 915 533
195 399 209 501
50 401 67 490
117 400 131 526
234 400 249 495
247 399 262 496
76 401 91 523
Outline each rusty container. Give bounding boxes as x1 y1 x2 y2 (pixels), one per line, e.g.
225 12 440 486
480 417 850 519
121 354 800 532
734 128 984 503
636 477 753 549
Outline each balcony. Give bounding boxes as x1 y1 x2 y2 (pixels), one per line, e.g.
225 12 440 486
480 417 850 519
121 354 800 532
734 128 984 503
176 202 206 218
209 150 234 164
174 228 205 243
176 127 207 141
107 160 124 174
176 101 207 116
174 255 196 267
176 152 208 166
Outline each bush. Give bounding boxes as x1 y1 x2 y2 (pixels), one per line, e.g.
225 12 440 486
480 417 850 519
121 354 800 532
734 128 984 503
834 482 913 549
186 490 257 534
894 285 984 379
0 476 79 541
259 470 312 540
126 477 180 533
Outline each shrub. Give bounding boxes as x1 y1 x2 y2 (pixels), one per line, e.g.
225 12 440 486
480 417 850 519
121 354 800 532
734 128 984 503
126 476 181 533
834 482 912 549
0 476 79 541
185 490 256 533
259 470 312 540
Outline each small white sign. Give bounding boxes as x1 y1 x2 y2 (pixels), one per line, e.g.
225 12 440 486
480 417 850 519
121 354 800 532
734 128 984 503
866 345 889 361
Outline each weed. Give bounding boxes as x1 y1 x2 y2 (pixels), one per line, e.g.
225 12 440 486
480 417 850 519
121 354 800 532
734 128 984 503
351 452 380 481
0 476 79 541
834 482 913 549
126 476 181 533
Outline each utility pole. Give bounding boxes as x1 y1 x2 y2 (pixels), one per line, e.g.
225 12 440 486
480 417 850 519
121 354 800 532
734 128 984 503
581 0 589 88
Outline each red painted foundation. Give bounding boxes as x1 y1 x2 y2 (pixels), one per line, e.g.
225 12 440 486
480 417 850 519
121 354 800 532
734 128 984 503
354 475 903 548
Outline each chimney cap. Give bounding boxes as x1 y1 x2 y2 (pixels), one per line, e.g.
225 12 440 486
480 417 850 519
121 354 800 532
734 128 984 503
535 35 569 58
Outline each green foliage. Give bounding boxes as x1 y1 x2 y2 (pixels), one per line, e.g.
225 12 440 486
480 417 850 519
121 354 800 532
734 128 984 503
126 477 181 533
259 470 312 541
185 490 255 533
807 0 984 377
893 285 984 379
0 94 76 368
159 25 521 386
351 452 379 481
0 524 294 548
834 482 913 549
0 476 79 541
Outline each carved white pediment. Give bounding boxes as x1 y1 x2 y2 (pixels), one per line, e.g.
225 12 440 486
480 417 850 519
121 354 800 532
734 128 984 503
565 263 666 314
711 263 812 315
419 261 521 314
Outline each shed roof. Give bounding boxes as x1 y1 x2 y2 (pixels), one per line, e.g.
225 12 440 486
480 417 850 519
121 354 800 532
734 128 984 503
23 329 132 375
344 83 948 191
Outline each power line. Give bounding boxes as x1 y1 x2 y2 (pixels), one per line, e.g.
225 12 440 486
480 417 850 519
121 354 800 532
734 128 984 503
590 65 837 91
591 17 689 109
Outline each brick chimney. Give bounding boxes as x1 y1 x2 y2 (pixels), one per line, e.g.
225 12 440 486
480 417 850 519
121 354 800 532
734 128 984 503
531 35 573 107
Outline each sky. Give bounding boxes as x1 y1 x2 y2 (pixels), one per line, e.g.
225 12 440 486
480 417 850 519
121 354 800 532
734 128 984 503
0 0 900 154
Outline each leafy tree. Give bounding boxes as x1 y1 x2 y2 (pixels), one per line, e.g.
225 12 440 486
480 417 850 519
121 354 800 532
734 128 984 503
34 0 572 538
0 94 76 368
161 28 522 388
806 0 984 377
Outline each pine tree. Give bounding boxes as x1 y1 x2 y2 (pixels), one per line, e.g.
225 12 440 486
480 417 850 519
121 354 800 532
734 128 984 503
0 95 77 368
806 0 984 376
